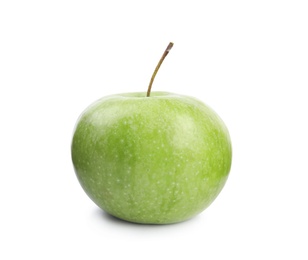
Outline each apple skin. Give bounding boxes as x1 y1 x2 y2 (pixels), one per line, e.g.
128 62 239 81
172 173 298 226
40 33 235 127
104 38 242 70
71 92 232 224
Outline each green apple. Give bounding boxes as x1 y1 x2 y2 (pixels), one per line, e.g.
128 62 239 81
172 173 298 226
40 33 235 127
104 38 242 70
71 43 232 224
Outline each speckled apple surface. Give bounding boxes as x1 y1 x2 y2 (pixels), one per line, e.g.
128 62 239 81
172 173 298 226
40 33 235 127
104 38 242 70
71 92 232 224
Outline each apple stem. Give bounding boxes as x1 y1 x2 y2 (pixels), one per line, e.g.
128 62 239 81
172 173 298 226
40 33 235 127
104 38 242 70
146 42 174 97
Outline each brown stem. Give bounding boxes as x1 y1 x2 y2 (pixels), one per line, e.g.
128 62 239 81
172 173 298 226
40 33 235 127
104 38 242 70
146 42 174 97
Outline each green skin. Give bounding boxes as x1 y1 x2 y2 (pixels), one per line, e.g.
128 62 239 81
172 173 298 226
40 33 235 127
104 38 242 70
71 92 232 224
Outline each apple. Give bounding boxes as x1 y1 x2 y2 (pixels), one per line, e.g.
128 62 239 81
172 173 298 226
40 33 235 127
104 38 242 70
71 43 232 224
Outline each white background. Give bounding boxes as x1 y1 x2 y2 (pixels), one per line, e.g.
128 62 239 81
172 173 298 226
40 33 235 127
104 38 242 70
1 0 307 259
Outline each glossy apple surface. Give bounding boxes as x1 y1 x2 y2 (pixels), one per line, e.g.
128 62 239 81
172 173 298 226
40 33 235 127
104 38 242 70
71 92 232 224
